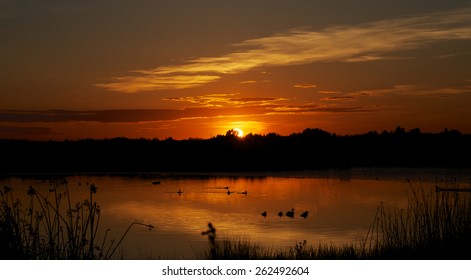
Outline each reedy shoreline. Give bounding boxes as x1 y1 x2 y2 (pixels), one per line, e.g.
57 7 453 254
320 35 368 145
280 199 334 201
2 180 470 260
200 181 471 260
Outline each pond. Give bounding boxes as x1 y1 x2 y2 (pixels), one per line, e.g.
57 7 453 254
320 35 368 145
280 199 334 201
2 168 470 259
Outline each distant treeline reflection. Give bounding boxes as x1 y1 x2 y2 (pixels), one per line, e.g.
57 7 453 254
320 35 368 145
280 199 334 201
1 127 470 173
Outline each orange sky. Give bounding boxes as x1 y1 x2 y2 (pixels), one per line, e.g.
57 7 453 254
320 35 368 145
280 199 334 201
1 1 471 139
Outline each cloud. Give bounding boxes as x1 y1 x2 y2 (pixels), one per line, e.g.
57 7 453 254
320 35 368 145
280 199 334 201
321 96 355 101
164 93 287 107
0 102 374 125
95 7 471 93
0 107 276 124
95 75 221 93
239 79 271 84
315 82 471 102
164 94 238 107
5 84 461 125
272 104 378 114
0 109 186 123
317 90 342 95
293 84 317 89
350 83 471 98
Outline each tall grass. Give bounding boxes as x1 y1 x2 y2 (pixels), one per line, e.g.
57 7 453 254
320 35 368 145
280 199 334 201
202 181 471 260
199 236 363 260
0 181 153 260
364 180 471 259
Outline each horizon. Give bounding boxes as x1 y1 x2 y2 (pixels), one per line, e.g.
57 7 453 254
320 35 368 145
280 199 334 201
0 125 466 142
1 1 471 140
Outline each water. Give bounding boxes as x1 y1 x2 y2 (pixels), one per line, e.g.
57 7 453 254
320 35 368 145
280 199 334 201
2 168 470 259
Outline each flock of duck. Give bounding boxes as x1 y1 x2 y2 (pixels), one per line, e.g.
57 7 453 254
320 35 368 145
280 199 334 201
161 185 249 196
222 186 248 195
261 209 309 219
154 182 309 219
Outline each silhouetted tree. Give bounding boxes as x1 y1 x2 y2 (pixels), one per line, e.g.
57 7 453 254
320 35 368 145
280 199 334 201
1 127 470 173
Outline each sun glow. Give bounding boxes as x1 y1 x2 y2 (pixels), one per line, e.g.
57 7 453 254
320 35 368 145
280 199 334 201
233 128 244 137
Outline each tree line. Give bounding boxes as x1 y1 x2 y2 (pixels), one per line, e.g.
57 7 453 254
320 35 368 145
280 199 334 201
1 127 470 173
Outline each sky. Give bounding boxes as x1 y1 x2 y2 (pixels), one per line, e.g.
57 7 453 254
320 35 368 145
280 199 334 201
1 0 471 140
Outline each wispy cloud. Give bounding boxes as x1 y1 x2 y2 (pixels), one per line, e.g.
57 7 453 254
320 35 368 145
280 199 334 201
95 75 221 92
7 85 459 124
294 84 317 89
239 80 271 84
0 108 272 124
350 83 471 98
321 96 356 101
164 94 237 107
0 102 376 125
272 104 379 114
316 81 471 101
95 7 471 93
164 93 287 107
317 90 343 95
0 109 187 123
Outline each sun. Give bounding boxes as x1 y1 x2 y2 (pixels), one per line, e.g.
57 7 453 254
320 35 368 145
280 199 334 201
233 128 244 137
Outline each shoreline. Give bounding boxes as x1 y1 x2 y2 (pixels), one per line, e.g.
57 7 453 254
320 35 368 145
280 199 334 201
2 167 471 181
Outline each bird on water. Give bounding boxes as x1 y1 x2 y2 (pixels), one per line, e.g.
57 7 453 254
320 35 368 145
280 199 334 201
278 211 283 218
261 211 267 218
300 211 309 219
286 208 295 218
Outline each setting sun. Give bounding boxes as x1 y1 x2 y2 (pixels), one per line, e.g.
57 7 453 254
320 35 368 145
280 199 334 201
233 128 244 137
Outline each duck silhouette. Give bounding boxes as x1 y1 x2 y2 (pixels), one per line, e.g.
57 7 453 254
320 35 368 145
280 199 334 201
261 211 267 218
300 211 309 219
286 208 295 218
278 211 283 218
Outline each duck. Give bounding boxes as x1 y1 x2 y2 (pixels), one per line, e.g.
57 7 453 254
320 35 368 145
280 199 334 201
261 211 267 218
286 208 295 218
278 211 283 218
300 211 309 219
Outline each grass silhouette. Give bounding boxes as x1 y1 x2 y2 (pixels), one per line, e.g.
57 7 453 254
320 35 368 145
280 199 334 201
0 181 153 259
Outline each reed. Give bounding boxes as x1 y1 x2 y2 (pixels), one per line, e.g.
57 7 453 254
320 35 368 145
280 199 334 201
0 181 153 260
364 180 471 259
200 222 364 260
